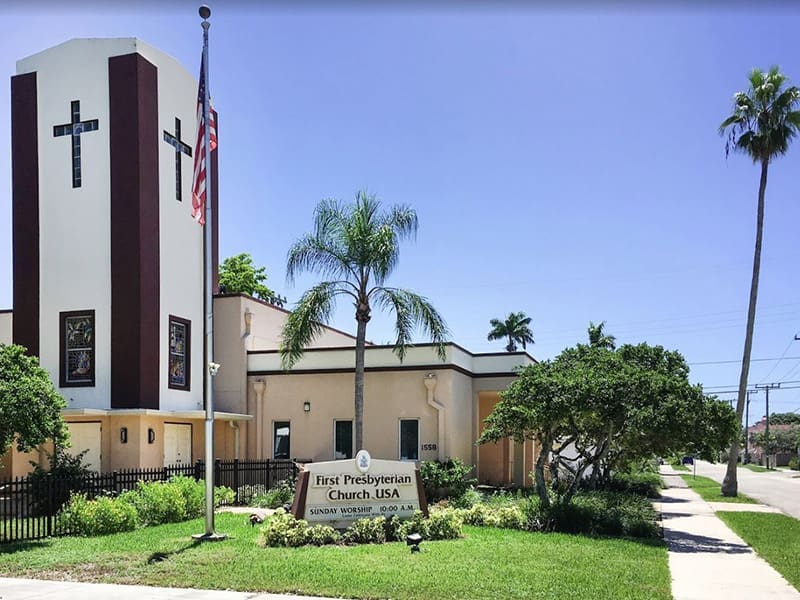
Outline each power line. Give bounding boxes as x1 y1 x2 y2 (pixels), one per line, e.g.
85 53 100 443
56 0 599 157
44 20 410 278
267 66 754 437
689 356 800 366
757 336 798 383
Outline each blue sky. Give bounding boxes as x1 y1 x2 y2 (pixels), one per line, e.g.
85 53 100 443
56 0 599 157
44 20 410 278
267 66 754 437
1 2 799 420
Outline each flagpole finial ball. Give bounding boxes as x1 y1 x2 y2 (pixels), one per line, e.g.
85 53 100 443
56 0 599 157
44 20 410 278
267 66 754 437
199 5 211 19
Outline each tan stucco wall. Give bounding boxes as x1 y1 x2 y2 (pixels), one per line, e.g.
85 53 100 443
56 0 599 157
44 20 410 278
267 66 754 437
213 296 248 416
249 369 448 464
0 311 12 345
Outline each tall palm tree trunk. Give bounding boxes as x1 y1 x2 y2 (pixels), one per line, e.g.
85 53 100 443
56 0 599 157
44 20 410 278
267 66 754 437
722 159 769 496
354 317 368 452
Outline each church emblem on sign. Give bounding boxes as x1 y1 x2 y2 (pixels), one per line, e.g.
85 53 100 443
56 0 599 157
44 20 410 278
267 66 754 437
356 449 371 473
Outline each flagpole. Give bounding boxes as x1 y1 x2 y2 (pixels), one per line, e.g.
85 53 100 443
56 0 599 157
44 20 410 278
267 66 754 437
195 3 224 541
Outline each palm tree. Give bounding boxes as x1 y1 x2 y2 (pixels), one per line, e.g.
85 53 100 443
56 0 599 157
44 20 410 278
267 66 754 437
280 191 449 452
587 320 616 350
719 67 800 496
487 312 535 352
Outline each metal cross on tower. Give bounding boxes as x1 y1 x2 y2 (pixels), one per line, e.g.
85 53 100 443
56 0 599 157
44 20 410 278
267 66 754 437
53 100 99 188
163 117 192 201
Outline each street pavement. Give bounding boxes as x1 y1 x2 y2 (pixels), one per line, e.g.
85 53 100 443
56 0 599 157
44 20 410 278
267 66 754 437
658 465 800 600
690 460 800 519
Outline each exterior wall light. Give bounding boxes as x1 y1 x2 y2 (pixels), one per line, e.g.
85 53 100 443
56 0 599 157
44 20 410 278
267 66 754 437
244 309 253 335
120 427 128 444
303 401 311 413
148 428 156 444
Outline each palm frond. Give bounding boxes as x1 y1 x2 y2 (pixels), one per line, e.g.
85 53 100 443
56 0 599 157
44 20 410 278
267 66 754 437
387 205 419 241
487 312 534 349
280 282 349 369
720 67 800 163
286 234 354 284
374 287 450 362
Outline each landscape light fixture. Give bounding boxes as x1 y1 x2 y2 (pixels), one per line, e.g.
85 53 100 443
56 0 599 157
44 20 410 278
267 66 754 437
406 532 422 553
303 401 311 412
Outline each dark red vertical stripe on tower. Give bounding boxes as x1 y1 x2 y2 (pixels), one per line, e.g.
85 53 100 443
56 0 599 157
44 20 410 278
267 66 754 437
108 53 160 409
11 72 40 357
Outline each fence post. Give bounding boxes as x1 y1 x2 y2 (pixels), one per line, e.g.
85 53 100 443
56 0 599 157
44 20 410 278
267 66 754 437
194 459 203 482
267 458 272 489
233 458 240 504
214 458 221 489
46 475 53 538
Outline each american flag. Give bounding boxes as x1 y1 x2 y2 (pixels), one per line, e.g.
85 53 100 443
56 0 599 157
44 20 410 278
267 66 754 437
191 54 217 226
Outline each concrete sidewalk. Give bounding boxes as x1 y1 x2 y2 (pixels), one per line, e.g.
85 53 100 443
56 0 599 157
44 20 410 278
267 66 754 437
657 466 800 600
0 577 335 600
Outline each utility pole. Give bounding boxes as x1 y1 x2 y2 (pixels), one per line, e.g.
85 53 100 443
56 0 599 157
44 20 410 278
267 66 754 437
744 389 759 464
755 383 780 469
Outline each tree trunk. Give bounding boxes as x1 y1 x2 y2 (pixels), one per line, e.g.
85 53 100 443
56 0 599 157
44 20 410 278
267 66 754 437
354 316 368 452
722 158 769 497
534 434 552 508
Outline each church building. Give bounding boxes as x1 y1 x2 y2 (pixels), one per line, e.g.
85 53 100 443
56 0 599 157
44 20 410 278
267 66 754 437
1 38 537 487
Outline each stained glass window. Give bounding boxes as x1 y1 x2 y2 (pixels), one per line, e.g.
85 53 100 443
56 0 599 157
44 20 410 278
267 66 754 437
168 316 190 390
60 310 95 387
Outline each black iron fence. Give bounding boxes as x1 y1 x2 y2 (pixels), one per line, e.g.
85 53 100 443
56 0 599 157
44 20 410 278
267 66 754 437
0 459 297 544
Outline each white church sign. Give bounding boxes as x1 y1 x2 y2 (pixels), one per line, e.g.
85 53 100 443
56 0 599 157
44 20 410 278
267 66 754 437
291 450 428 527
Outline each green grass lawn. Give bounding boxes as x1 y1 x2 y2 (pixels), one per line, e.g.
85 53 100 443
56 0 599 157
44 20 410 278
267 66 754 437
741 464 771 473
680 475 757 503
0 512 671 599
718 512 800 591
669 463 690 472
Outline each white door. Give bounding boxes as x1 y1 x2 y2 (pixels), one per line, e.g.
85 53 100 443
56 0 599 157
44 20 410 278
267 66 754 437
164 423 192 466
66 422 102 472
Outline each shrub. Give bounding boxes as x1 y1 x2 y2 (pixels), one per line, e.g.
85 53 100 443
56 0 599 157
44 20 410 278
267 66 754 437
458 503 490 526
238 484 268 505
169 475 205 518
214 485 236 507
520 496 542 531
609 471 663 498
789 457 800 471
118 476 233 526
343 516 387 544
58 492 138 536
450 487 483 509
383 515 402 541
397 511 430 539
258 510 309 547
539 491 659 538
482 490 522 507
123 480 187 525
456 503 525 530
305 524 341 546
488 505 526 530
251 478 295 509
426 509 463 540
28 448 94 516
420 458 477 502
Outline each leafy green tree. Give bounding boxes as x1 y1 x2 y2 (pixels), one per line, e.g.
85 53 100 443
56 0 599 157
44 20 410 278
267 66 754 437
587 320 616 349
219 253 285 307
478 342 736 507
719 67 800 496
753 427 800 456
0 344 67 461
280 191 449 451
768 412 800 425
487 312 535 352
